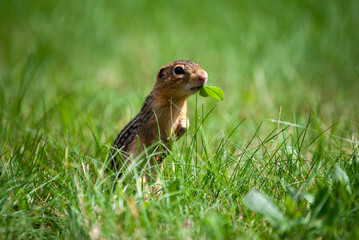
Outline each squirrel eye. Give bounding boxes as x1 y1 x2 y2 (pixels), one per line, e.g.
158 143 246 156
174 66 185 75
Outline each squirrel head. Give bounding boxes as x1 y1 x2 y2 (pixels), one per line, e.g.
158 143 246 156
154 60 208 100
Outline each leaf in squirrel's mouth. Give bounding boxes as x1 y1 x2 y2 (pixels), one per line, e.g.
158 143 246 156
198 86 224 100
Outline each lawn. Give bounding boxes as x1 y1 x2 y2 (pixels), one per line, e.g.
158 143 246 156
1 0 359 239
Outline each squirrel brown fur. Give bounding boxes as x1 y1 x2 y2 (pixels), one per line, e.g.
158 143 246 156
111 60 208 172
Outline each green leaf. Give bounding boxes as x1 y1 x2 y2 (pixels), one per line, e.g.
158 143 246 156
332 165 352 195
242 190 289 233
199 86 224 100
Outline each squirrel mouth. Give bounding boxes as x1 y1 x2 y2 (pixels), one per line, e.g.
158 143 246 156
190 78 207 93
190 86 203 92
190 81 207 92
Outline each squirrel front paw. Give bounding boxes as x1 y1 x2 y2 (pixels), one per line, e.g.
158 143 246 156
176 119 189 138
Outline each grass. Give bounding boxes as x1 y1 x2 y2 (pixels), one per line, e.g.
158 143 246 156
1 0 359 239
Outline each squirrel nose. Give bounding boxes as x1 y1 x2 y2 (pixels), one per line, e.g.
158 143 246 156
199 70 208 83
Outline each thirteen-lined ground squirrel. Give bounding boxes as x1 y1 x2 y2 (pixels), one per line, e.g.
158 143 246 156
111 60 208 172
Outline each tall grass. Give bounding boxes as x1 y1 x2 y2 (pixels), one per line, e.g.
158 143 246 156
1 0 359 239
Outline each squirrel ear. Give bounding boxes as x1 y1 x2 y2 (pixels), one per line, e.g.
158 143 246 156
158 68 164 80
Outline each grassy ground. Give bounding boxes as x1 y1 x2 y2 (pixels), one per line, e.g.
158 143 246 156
1 0 359 239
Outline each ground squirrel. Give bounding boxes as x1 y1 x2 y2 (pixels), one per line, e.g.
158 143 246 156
111 60 208 172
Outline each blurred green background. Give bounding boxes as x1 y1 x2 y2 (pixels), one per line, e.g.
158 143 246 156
0 0 358 145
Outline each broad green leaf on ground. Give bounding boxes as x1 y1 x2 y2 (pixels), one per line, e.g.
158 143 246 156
332 165 352 195
242 190 290 233
199 86 224 100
